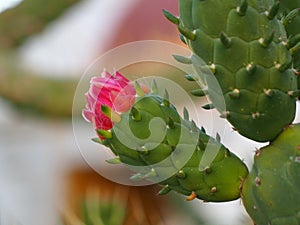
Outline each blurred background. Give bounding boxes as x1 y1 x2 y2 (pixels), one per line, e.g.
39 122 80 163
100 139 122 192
1 0 299 225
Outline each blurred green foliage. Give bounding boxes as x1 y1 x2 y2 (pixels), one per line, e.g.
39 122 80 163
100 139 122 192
0 0 81 49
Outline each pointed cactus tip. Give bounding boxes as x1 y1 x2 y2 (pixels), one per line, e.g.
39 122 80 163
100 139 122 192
134 81 145 97
131 107 142 121
173 54 192 64
259 31 274 48
106 157 122 164
96 129 112 139
179 34 187 45
220 32 231 48
151 79 158 94
183 107 189 120
91 137 103 144
185 74 198 81
282 8 300 26
158 185 171 195
178 24 196 41
266 1 280 20
202 103 215 110
237 0 248 16
191 89 207 97
163 90 170 107
162 9 179 25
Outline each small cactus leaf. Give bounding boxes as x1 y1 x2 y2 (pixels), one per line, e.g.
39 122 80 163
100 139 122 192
162 9 179 25
242 123 300 225
173 54 192 64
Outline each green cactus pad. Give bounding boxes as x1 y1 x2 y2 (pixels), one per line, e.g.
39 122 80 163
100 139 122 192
242 123 300 225
102 93 248 202
166 0 299 142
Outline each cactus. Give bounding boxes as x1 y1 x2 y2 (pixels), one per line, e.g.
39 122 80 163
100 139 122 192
241 123 300 225
164 0 299 142
83 70 248 202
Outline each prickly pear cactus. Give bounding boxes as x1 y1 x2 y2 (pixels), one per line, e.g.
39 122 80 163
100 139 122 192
241 123 300 225
101 89 248 202
164 0 299 142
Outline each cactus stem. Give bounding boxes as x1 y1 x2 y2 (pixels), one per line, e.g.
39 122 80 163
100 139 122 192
258 31 274 48
134 81 145 97
162 9 179 25
106 157 122 164
252 112 260 119
151 80 158 94
163 90 170 107
191 88 208 97
229 89 240 99
158 185 171 195
176 170 187 179
167 116 175 129
173 54 192 64
202 103 215 110
211 186 217 194
96 129 112 139
264 89 274 97
246 63 257 75
220 32 232 48
255 177 261 186
237 0 248 16
183 107 189 120
220 111 230 119
186 191 197 201
265 1 280 20
131 107 142 121
178 24 196 41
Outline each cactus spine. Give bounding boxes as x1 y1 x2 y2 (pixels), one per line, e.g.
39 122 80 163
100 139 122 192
164 0 299 142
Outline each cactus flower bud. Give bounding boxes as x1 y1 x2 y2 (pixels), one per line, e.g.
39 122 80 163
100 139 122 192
82 70 136 139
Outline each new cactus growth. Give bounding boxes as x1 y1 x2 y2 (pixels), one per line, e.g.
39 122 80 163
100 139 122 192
241 123 300 225
83 70 249 202
164 0 300 142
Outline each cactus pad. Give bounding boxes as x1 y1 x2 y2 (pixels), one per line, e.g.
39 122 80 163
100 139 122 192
101 91 248 202
242 123 300 225
165 0 299 142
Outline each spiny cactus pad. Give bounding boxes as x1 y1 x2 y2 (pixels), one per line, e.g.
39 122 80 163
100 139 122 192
242 123 300 225
164 0 299 142
101 92 248 202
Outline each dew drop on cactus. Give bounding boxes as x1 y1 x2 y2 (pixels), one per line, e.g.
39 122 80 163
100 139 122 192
164 0 300 142
83 70 249 202
241 123 300 225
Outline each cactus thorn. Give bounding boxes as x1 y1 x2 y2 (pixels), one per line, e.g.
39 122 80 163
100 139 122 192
134 81 145 97
131 107 142 121
204 166 212 174
163 90 170 107
183 107 189 120
237 0 248 16
106 157 122 164
252 112 260 119
173 54 192 64
96 129 112 139
162 9 179 25
211 186 217 194
220 32 231 48
246 63 257 75
178 24 196 41
255 177 261 186
202 103 215 110
201 126 206 133
179 34 187 45
229 88 240 99
176 170 187 179
216 133 221 142
151 80 158 94
167 116 175 129
264 89 274 97
266 1 280 20
191 89 207 97
186 191 197 201
158 185 171 195
258 31 274 48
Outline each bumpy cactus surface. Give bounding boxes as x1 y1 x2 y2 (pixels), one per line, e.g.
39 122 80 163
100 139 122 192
83 71 248 202
164 0 299 142
242 123 300 225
